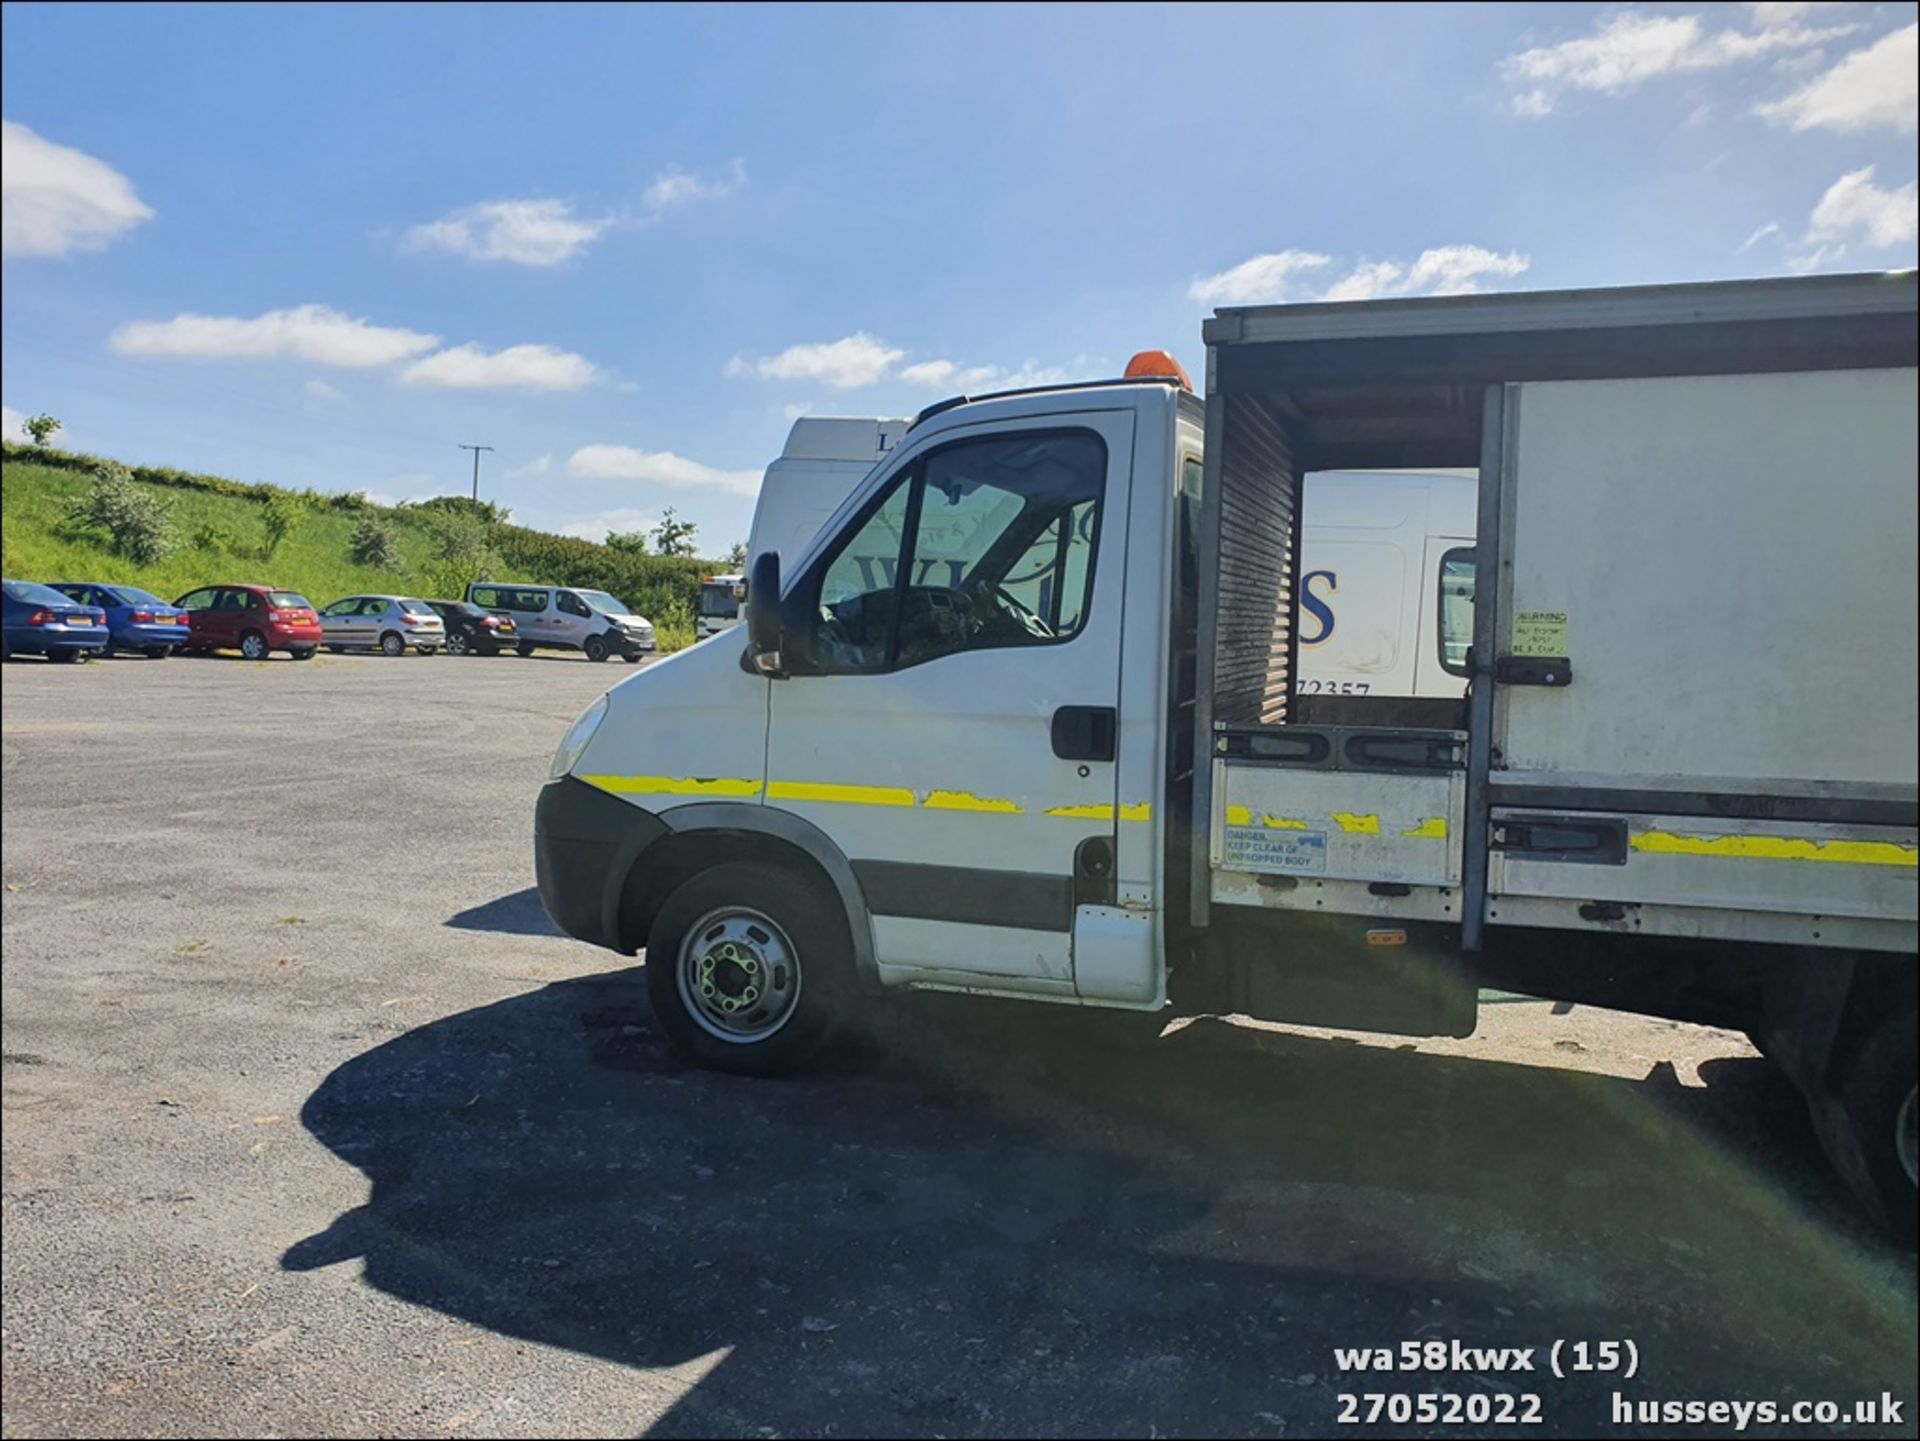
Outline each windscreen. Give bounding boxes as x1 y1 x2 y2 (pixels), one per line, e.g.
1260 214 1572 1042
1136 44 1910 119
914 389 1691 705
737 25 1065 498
698 583 740 617
574 589 630 615
5 581 71 605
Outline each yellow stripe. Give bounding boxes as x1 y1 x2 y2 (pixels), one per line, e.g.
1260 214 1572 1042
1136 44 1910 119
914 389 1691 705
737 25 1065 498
1631 830 1917 867
767 780 916 807
1402 817 1448 839
1226 804 1254 826
1262 814 1310 830
581 774 762 797
1118 802 1152 823
923 789 1023 814
1329 811 1381 835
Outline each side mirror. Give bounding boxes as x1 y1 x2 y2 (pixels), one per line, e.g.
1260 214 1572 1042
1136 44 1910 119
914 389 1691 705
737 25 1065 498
745 551 785 675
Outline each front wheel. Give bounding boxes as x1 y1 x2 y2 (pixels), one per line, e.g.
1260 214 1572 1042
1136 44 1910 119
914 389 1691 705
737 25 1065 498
50 648 85 664
145 646 172 659
417 645 438 657
239 630 270 661
517 641 536 657
583 633 610 663
290 647 316 661
646 862 849 1076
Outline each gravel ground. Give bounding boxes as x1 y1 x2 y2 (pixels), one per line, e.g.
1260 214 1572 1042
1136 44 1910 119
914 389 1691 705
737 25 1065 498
3 649 1914 1438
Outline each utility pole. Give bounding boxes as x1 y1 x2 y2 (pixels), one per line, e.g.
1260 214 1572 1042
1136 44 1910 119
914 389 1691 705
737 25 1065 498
458 443 495 503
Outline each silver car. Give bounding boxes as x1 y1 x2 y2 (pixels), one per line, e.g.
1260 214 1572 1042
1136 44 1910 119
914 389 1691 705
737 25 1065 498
318 595 447 656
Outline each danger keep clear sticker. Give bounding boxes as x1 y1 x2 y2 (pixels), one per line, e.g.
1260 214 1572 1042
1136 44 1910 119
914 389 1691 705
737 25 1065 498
1511 611 1569 657
1223 827 1328 875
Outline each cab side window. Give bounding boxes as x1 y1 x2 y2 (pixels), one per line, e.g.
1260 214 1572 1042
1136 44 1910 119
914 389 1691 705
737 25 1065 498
557 591 591 618
805 429 1106 673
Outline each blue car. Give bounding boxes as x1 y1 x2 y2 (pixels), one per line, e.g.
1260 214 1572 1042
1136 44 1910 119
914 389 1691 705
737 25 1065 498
1 580 110 662
49 581 193 658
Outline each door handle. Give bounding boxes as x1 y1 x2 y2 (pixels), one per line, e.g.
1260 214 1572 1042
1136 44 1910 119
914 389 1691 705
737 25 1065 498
1052 705 1117 762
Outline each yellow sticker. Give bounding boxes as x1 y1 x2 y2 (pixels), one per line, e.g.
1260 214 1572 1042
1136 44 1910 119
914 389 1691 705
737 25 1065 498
1512 611 1569 657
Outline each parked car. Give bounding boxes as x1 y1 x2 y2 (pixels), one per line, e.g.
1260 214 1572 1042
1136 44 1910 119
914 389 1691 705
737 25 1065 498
427 599 519 656
2 580 109 662
174 585 322 660
465 582 655 661
49 582 192 658
317 595 446 656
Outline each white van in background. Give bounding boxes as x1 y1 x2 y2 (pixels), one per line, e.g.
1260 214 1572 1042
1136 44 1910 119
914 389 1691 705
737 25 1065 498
737 417 1475 697
466 582 656 662
696 574 747 641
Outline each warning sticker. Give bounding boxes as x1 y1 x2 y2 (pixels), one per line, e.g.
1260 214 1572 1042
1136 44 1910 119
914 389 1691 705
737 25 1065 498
1223 826 1328 875
1511 611 1569 657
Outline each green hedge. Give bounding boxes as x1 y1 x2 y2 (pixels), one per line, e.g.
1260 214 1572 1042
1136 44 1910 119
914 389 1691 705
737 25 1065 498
2 440 721 640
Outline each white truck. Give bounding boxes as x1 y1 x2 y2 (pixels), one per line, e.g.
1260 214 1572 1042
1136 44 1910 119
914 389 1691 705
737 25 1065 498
731 416 1476 698
536 273 1918 1240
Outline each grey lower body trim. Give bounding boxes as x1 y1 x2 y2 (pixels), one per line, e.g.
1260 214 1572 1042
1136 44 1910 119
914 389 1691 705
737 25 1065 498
852 860 1074 933
1484 783 1916 829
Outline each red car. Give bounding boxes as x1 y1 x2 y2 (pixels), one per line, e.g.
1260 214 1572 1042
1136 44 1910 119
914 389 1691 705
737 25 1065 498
173 584 323 660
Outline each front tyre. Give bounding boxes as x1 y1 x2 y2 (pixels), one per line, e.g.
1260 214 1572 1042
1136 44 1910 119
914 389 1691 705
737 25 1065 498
646 862 848 1076
290 647 317 661
583 633 610 663
145 646 172 659
517 641 536 657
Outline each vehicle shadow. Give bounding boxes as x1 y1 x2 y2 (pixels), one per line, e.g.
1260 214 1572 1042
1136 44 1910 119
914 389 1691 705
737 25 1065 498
286 976 1917 1438
444 887 561 937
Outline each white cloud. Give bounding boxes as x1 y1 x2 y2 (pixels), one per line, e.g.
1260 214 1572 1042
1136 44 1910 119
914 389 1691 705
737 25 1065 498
557 507 661 542
1196 245 1528 307
1756 23 1918 134
644 159 746 214
1 120 155 258
566 445 761 495
2 404 28 442
403 198 612 266
111 304 439 368
726 332 904 389
899 358 1073 391
1503 8 1857 116
400 343 599 391
1186 249 1332 305
1738 220 1782 252
504 453 552 481
302 378 346 402
1805 166 1919 248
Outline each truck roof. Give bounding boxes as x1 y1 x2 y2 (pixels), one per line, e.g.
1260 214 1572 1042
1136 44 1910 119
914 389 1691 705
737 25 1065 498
1203 269 1918 471
1204 269 1917 347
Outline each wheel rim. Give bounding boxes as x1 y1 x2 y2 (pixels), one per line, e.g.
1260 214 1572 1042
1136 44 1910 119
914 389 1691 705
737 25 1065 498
242 634 266 659
449 634 467 655
1898 1085 1918 1190
383 634 402 656
675 906 802 1044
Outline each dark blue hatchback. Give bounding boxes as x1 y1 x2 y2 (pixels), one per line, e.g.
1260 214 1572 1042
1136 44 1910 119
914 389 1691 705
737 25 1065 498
2 580 110 662
50 581 193 658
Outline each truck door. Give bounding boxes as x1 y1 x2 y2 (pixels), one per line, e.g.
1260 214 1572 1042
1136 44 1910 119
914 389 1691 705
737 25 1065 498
766 412 1134 990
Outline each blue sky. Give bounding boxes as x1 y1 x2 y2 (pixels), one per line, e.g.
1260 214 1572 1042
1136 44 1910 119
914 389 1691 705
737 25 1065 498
3 1 1915 552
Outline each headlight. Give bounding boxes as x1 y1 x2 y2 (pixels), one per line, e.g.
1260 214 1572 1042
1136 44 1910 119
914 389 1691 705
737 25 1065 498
550 694 609 779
